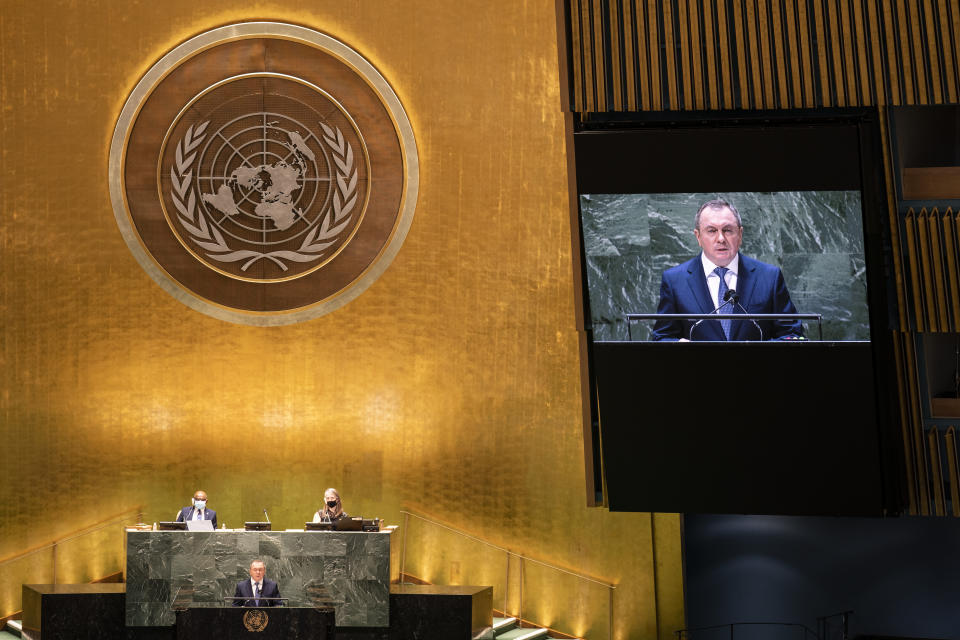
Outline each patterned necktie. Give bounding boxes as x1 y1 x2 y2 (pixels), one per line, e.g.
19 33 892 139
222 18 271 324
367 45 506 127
255 583 261 606
714 266 731 340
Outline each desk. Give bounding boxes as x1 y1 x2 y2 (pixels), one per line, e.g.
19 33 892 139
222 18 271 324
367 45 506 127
176 606 334 640
125 531 389 628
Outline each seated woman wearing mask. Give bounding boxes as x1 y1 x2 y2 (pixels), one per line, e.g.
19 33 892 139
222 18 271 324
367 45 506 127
313 488 348 523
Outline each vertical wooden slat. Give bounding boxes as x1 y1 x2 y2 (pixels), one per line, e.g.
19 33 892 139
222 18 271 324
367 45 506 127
917 209 941 329
876 110 910 330
864 0 886 106
922 0 943 103
823 0 844 105
904 209 926 331
942 0 960 102
729 0 749 108
896 1 916 104
928 208 949 330
662 1 679 109
740 0 760 108
577 0 595 112
635 0 652 110
592 0 609 111
688 0 706 110
849 0 871 104
754 0 775 108
608 0 625 111
703 0 720 109
782 0 803 106
946 208 960 330
744 0 768 109
836 0 855 105
769 0 789 108
907 0 930 104
944 427 960 517
569 0 585 111
893 332 919 514
647 0 663 110
796 0 815 106
716 0 735 108
811 0 831 106
928 428 946 516
622 0 638 110
676 0 694 109
880 0 903 105
904 336 931 514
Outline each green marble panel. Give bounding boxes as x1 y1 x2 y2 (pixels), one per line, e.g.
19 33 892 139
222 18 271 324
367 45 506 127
125 530 390 628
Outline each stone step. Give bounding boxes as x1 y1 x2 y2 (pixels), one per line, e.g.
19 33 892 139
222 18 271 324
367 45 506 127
1 618 21 638
495 626 550 640
493 616 518 633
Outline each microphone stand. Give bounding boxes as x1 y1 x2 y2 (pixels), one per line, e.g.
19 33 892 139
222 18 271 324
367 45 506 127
727 290 763 341
689 289 736 341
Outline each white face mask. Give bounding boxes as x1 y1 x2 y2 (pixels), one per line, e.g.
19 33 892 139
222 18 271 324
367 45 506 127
193 499 206 509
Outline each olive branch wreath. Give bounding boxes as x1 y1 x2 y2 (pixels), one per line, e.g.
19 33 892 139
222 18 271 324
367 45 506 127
169 120 358 272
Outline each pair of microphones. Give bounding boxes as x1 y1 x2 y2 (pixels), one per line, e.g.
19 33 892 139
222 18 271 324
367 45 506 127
689 289 763 341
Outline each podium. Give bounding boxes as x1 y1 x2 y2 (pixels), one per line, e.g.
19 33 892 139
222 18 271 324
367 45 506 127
176 607 334 640
126 530 390 628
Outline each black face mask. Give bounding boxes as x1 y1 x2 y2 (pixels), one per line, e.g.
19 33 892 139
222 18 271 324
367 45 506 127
326 500 338 509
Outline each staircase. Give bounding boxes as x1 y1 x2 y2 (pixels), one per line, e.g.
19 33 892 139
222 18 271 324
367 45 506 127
494 615 576 639
1 618 21 638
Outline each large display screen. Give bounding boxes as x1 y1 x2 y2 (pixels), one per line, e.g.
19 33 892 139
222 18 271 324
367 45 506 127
572 110 902 516
579 191 870 342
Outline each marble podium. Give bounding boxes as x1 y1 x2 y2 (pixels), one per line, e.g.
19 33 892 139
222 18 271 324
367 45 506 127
125 530 390 628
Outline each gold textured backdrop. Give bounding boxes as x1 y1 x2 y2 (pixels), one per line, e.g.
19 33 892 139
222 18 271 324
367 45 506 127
0 1 683 638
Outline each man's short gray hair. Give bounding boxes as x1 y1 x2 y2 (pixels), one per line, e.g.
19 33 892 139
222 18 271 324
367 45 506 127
695 199 742 229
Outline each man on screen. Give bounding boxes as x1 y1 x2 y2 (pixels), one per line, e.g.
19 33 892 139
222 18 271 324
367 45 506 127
650 199 804 341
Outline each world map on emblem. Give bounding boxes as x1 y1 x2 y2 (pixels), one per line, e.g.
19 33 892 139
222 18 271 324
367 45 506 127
202 123 315 232
161 76 369 281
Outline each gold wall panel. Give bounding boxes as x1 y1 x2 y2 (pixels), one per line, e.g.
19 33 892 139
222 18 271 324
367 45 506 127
0 1 683 637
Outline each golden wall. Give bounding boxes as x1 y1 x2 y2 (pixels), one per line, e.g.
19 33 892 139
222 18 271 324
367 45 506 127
0 1 683 637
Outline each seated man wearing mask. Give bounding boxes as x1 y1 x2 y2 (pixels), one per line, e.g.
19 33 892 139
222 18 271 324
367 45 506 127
176 490 217 529
312 488 348 523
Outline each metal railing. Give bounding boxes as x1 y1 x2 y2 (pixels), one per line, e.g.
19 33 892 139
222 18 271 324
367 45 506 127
0 507 143 618
399 509 615 640
676 621 821 640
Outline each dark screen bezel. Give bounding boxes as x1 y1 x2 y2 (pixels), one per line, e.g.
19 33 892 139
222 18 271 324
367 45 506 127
571 108 902 515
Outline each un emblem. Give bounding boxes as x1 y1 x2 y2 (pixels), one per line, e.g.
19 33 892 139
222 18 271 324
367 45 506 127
109 23 417 324
242 609 269 632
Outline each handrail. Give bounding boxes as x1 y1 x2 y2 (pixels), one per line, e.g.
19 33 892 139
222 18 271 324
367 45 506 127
400 508 615 640
399 510 615 589
0 506 143 568
675 621 820 639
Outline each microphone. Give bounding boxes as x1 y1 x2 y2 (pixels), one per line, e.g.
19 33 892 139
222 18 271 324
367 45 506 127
689 289 736 340
725 289 763 341
263 509 270 523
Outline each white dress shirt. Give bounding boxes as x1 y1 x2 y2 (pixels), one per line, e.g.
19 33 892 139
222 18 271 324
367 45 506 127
701 253 739 311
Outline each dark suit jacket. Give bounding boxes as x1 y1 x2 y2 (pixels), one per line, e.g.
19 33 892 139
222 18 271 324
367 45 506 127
650 253 803 341
176 506 217 529
233 578 281 607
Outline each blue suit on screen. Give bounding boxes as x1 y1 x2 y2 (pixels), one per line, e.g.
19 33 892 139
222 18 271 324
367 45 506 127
650 253 803 341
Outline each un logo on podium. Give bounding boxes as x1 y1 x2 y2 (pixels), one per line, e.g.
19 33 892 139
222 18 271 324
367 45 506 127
242 609 269 632
110 23 418 324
